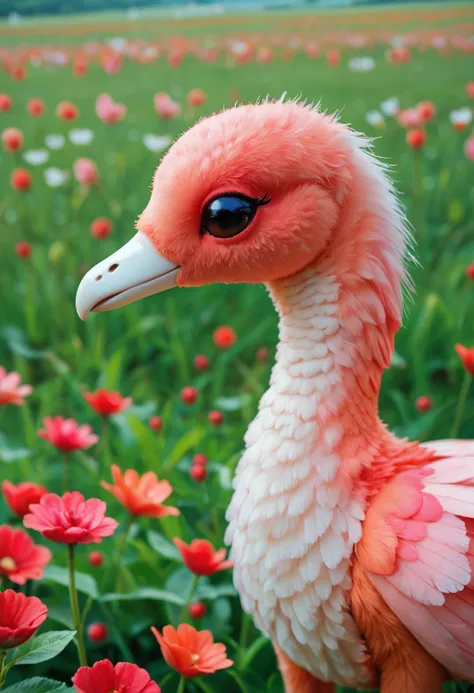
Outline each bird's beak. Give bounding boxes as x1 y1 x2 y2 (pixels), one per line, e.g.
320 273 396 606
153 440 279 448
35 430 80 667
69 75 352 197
75 232 179 320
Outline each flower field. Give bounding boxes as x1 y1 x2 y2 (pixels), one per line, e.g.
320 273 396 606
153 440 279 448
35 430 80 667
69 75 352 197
1 3 474 692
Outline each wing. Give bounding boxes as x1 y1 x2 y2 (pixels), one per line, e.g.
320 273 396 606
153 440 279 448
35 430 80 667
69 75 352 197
358 447 474 681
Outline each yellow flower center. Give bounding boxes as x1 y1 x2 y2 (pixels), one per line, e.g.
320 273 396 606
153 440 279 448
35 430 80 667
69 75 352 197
109 686 126 693
191 653 200 664
0 557 16 572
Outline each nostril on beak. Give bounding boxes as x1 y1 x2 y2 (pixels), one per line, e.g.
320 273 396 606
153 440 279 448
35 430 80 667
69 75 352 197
95 274 102 281
109 263 119 273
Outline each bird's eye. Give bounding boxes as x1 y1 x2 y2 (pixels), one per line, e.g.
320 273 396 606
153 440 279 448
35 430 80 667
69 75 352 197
201 194 270 239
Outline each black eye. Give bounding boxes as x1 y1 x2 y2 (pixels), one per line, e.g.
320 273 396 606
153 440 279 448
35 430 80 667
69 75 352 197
201 194 270 239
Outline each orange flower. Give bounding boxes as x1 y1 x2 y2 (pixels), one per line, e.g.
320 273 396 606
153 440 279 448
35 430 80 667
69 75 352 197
101 465 179 518
151 624 233 678
173 538 232 576
455 344 474 375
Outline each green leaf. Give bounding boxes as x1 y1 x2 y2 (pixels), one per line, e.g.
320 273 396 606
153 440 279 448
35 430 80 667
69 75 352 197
0 432 31 463
241 635 270 671
43 565 98 599
197 583 237 600
10 630 76 666
2 679 70 693
148 530 180 561
168 427 205 465
102 587 184 606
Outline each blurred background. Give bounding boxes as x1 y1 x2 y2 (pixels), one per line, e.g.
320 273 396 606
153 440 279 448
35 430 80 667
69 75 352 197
0 1 473 691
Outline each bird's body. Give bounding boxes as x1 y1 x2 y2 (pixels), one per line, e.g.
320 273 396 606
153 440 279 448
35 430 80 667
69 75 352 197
76 101 474 692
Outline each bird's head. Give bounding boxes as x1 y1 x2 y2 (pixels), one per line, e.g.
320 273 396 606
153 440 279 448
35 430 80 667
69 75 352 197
76 101 404 320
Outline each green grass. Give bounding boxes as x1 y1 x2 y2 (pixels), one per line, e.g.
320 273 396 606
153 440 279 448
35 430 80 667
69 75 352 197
0 5 473 692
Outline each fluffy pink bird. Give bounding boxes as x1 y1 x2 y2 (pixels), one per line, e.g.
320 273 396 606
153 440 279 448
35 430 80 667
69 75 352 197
76 101 474 693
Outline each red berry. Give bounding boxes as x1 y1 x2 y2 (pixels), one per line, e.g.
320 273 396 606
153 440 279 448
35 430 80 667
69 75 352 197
256 347 269 363
2 127 23 153
416 396 433 413
406 128 426 149
181 386 199 405
208 410 224 426
194 354 209 371
466 264 474 279
88 551 104 568
0 94 12 112
192 453 207 467
87 623 108 643
417 100 436 123
190 464 207 482
27 98 45 117
188 602 207 619
213 326 237 349
11 168 32 191
149 416 163 431
57 101 79 121
90 217 112 239
15 241 32 258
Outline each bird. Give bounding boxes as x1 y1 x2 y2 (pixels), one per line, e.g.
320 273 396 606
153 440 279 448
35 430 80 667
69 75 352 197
76 101 474 693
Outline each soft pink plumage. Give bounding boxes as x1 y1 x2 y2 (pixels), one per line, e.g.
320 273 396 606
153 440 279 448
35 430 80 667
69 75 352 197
76 101 474 692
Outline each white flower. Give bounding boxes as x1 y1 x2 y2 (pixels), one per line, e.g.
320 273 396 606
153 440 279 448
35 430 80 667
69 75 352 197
69 129 94 146
380 97 400 117
45 134 65 150
23 149 49 166
348 56 375 72
44 167 70 188
108 37 127 52
142 134 172 152
127 7 139 20
365 110 384 128
449 107 472 126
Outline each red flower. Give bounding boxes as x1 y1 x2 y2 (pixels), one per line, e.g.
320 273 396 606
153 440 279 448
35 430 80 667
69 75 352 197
0 94 12 112
188 602 207 619
455 344 474 375
151 624 233 678
213 326 236 349
0 367 32 406
15 241 32 258
90 218 113 239
149 416 163 431
27 98 45 117
208 410 224 426
24 491 118 545
2 480 47 517
194 354 209 371
83 388 131 416
406 128 426 149
0 525 51 584
187 89 206 107
88 551 103 568
467 82 474 99
38 416 98 452
2 127 23 152
11 168 32 191
173 538 232 576
416 396 433 413
101 465 179 518
466 264 474 279
72 659 161 693
57 101 79 120
192 454 207 467
326 49 340 67
190 465 207 482
0 590 47 649
181 386 198 405
87 623 108 643
417 100 436 123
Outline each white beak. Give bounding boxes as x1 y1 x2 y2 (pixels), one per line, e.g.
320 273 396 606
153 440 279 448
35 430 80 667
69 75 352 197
75 232 179 320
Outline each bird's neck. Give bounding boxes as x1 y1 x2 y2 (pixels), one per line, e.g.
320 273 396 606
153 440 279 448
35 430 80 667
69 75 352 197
265 255 395 480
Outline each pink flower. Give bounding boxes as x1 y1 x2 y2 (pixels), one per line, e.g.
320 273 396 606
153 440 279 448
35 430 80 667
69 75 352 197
0 367 32 406
0 525 52 584
24 491 118 544
38 416 98 452
397 107 423 128
465 136 474 162
154 93 181 120
95 93 126 125
73 158 99 186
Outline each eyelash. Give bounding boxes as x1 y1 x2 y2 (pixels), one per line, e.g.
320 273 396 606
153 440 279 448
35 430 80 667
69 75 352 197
254 193 272 206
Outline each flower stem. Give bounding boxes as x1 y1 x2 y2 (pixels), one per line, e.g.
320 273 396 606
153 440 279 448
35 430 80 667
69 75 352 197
178 574 199 625
237 612 251 671
62 454 69 492
0 651 7 689
67 545 87 667
451 373 472 438
177 676 187 693
114 513 133 591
